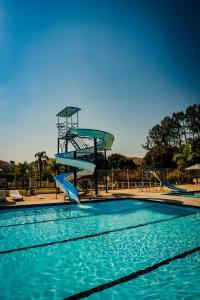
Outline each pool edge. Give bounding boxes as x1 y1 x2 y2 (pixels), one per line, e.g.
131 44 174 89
0 196 200 211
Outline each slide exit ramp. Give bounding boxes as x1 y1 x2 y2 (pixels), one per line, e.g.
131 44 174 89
149 171 187 193
54 128 114 203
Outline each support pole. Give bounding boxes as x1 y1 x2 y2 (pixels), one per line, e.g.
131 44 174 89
74 151 77 187
57 138 60 194
94 138 98 196
104 149 108 193
57 138 60 175
65 137 68 173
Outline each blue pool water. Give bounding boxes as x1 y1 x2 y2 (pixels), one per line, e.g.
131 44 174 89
173 191 200 198
0 199 199 299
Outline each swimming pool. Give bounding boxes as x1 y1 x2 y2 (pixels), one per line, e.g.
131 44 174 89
172 191 200 198
0 199 199 299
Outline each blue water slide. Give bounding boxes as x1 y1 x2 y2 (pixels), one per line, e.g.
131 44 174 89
54 128 114 203
149 171 187 192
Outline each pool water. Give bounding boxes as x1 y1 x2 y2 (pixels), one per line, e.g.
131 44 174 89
172 191 200 198
0 199 199 299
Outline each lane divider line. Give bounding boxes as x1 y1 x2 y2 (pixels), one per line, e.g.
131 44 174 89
0 211 196 255
0 204 158 228
65 245 200 300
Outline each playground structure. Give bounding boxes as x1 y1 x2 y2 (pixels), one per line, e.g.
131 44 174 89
54 107 114 203
143 170 187 193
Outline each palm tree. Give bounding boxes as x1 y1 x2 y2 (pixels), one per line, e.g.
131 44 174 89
10 160 16 187
48 159 57 177
35 151 49 186
16 162 30 188
46 159 57 187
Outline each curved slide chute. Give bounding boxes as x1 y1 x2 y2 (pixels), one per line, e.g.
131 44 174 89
149 171 187 193
54 128 114 203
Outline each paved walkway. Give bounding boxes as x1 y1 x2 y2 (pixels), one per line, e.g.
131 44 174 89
1 184 199 208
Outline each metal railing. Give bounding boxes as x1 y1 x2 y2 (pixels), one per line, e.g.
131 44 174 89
87 181 162 190
0 179 162 191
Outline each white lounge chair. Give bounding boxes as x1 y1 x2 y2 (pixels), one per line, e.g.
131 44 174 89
9 190 24 201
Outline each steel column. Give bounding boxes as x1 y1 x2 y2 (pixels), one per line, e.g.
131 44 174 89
104 149 108 192
94 137 98 196
74 151 77 187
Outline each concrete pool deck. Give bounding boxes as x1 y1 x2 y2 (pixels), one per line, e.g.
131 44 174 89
1 184 200 209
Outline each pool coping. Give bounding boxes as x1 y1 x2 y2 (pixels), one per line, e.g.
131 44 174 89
0 196 200 211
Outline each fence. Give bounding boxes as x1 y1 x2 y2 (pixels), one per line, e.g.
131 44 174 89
0 167 193 190
0 178 163 192
86 181 162 191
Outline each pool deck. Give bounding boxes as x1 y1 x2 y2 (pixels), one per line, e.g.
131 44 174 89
1 184 200 209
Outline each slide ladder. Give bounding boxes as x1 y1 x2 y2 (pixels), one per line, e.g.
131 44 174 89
54 128 114 203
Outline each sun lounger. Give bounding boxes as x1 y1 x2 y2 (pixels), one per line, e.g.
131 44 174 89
9 190 24 201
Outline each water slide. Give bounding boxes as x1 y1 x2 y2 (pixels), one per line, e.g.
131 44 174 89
149 171 187 192
54 128 114 203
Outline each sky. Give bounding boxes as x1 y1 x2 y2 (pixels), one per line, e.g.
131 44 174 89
0 0 199 162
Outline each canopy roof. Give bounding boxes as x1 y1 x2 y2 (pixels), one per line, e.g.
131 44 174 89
185 164 200 170
56 107 81 118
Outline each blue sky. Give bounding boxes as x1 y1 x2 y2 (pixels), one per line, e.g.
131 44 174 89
0 0 199 162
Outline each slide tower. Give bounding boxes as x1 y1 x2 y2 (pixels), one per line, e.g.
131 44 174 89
54 107 114 203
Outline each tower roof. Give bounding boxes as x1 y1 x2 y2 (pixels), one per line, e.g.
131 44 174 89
56 107 81 118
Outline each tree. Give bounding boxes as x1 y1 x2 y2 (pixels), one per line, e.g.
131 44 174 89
171 111 186 146
35 151 49 185
143 124 164 150
143 145 177 169
16 162 30 187
9 160 16 185
108 154 136 169
48 159 57 178
143 103 200 169
191 138 200 163
173 143 193 170
185 104 200 141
